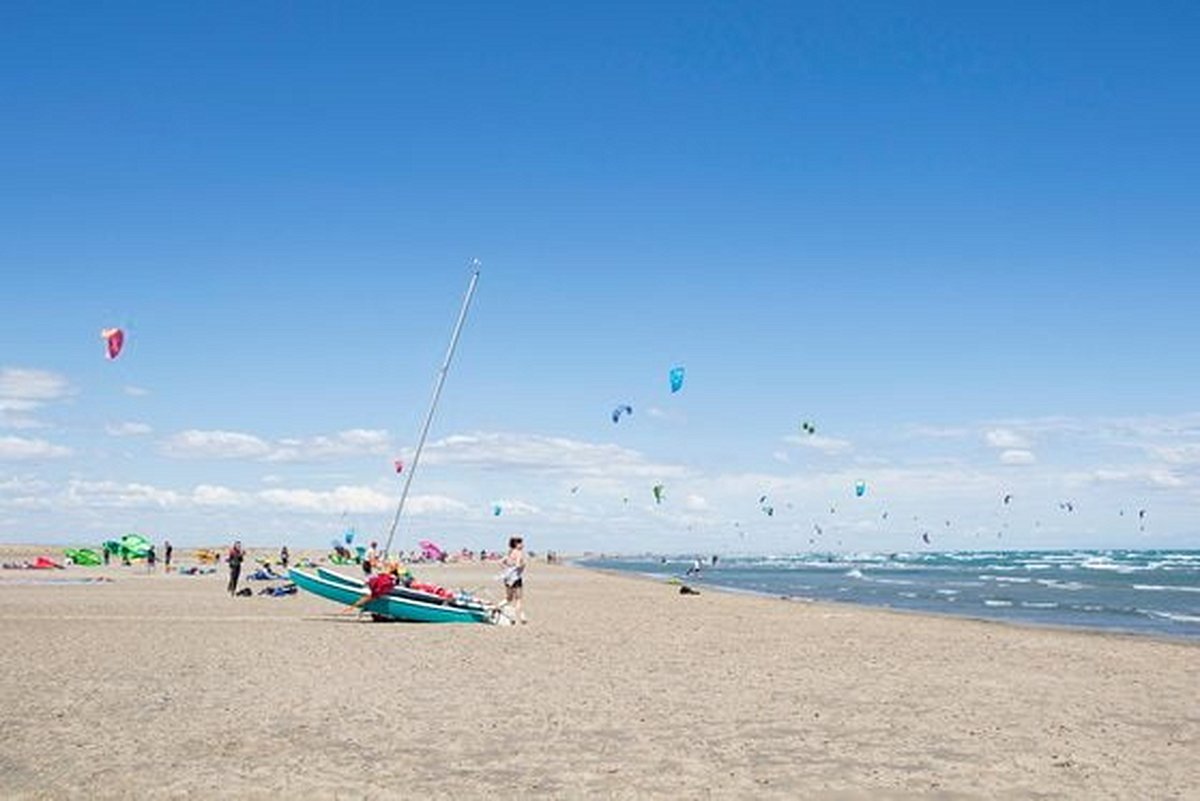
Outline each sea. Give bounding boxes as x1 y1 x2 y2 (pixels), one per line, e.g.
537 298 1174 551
581 550 1200 640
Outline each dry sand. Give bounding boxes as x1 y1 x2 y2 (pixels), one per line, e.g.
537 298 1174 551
0 546 1197 799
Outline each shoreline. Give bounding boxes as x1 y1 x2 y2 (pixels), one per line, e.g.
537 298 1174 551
577 561 1200 648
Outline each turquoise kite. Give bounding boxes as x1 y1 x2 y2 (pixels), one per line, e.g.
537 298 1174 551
669 367 685 393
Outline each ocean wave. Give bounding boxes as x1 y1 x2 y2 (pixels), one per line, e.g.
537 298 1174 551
1140 610 1200 624
1132 584 1200 594
983 599 1013 607
980 575 1032 584
1036 579 1089 591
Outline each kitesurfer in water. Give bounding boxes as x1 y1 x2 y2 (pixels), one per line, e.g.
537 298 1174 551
500 536 528 624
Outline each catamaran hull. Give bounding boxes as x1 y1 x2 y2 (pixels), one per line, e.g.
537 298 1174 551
289 568 495 624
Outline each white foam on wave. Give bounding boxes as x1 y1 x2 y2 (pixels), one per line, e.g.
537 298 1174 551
1081 558 1137 574
935 589 958 595
980 575 1032 584
845 568 864 579
1020 602 1059 609
1132 584 1200 594
983 599 1013 607
1036 579 1088 591
1140 609 1200 624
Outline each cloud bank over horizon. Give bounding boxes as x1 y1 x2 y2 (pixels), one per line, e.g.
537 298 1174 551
2 362 1196 553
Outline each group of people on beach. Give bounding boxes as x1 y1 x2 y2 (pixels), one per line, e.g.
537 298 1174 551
220 536 529 623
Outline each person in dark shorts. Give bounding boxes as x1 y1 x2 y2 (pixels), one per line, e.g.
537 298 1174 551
227 541 245 595
500 536 528 624
164 540 173 570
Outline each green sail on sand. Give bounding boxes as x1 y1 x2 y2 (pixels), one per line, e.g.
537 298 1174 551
64 548 102 566
103 533 153 561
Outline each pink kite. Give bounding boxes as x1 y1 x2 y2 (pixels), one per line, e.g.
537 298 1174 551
393 459 404 474
418 540 446 561
101 328 124 360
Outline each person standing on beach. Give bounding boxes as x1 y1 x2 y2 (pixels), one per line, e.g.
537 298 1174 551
164 540 173 570
147 545 157 572
500 536 528 624
363 541 379 575
279 545 289 569
227 541 244 596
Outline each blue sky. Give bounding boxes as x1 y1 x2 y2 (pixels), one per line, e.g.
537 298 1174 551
2 2 1198 553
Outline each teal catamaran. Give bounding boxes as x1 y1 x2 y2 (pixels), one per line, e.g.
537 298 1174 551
290 263 499 624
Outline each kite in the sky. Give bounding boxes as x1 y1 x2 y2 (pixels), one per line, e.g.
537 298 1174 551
393 459 404 474
1003 494 1013 505
1059 501 1075 513
611 405 633 424
669 366 685 393
922 532 931 545
800 421 816 435
492 504 502 516
570 485 580 495
854 480 867 498
101 328 124 360
652 484 664 504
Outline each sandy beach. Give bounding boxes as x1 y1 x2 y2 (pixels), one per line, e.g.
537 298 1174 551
1 547 1196 799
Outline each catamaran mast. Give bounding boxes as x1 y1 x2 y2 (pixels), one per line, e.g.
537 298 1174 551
383 262 480 557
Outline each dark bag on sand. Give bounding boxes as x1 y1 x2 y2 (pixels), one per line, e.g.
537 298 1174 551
236 587 252 597
679 585 701 595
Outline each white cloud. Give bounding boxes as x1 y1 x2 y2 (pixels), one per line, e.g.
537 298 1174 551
123 385 150 397
1068 467 1186 490
259 485 395 514
490 498 540 517
418 432 686 479
999 449 1037 465
0 476 50 494
265 428 390 462
783 433 853 455
64 480 183 509
106 421 153 437
163 430 274 459
685 494 710 511
0 399 46 430
161 428 391 462
1148 444 1200 465
403 495 471 515
904 425 969 440
0 368 72 401
986 429 1030 449
0 368 73 429
192 484 250 506
0 435 72 460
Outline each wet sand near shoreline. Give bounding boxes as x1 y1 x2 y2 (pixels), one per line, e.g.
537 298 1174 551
0 549 1196 799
